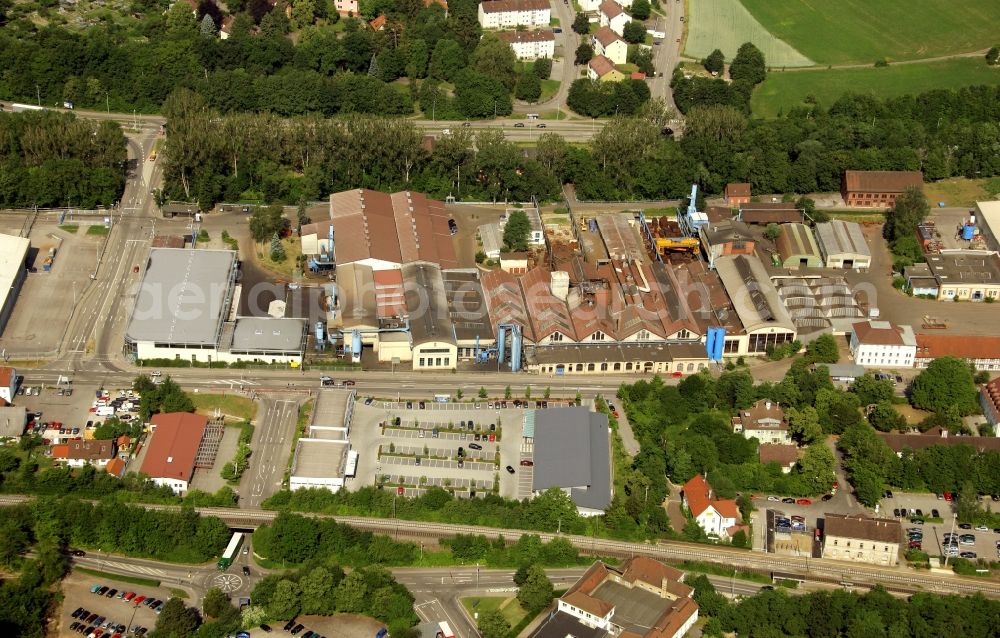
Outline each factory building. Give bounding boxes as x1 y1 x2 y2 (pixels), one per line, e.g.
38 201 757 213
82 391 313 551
0 233 30 337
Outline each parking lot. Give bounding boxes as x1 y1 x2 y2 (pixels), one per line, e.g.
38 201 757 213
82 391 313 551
59 570 173 637
882 491 1000 561
348 400 536 499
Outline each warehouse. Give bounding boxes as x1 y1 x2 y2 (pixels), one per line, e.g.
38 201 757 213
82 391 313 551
0 233 30 337
814 220 871 269
974 201 1000 253
714 255 797 354
531 407 612 516
124 248 307 365
774 223 823 268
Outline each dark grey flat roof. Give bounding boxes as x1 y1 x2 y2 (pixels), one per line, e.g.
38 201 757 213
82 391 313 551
527 611 605 638
403 261 455 346
232 317 307 352
442 269 494 342
532 407 611 511
126 249 237 345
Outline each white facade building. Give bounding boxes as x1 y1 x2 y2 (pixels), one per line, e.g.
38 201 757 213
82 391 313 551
598 0 630 37
496 30 555 59
478 0 551 28
850 320 916 368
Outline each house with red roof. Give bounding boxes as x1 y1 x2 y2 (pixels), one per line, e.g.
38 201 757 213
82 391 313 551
139 413 209 494
981 376 1000 435
0 366 16 405
681 474 743 539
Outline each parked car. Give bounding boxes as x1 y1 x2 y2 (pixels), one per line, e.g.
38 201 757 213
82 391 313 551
822 494 833 501
975 524 989 532
505 465 515 474
931 509 940 518
782 497 795 504
959 523 973 530
796 498 811 506
469 443 482 450
520 459 534 466
767 496 780 502
960 551 977 559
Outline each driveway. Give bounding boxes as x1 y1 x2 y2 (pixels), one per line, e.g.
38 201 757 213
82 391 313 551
648 0 686 111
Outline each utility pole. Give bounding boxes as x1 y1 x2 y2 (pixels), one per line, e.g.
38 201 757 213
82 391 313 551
36 84 40 106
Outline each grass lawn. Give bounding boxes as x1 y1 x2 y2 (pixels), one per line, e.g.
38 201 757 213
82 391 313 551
550 16 560 27
741 0 1000 65
750 58 1000 118
539 79 560 102
59 224 79 233
76 567 160 588
255 237 302 279
191 393 258 421
86 225 109 236
684 0 813 67
924 177 1000 208
462 596 530 627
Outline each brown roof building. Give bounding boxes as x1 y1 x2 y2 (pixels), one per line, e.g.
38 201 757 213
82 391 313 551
725 182 751 205
532 557 699 638
758 443 799 472
588 55 621 81
842 170 923 208
496 30 554 44
732 399 791 444
914 333 1000 370
981 377 1000 432
140 413 209 494
322 189 457 270
599 0 624 18
877 428 1000 455
822 513 901 566
737 202 803 225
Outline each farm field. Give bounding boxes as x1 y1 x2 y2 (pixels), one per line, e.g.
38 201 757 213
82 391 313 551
684 0 813 68
740 0 1000 65
750 58 1000 118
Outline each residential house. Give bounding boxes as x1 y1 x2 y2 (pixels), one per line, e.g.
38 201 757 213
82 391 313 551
841 170 923 208
758 444 799 473
140 412 209 494
588 55 624 82
598 0 630 37
980 377 1000 435
0 366 16 404
914 334 1000 371
369 14 386 30
333 0 358 14
531 557 698 638
591 27 627 65
106 457 126 478
850 320 916 368
724 183 751 206
218 15 233 39
814 220 871 269
681 474 742 539
478 0 551 28
52 439 116 468
732 399 791 445
497 30 555 59
821 513 901 566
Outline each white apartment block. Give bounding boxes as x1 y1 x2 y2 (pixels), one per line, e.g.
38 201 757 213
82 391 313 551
496 30 555 59
478 0 551 28
850 320 916 368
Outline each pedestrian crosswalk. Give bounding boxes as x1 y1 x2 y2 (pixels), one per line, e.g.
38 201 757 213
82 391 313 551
102 561 168 578
204 379 260 386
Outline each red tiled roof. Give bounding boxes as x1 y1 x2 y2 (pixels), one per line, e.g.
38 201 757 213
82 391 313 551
480 0 549 12
106 457 126 477
140 413 208 482
51 444 69 459
600 0 623 18
853 320 905 346
0 367 13 387
758 443 799 466
714 498 740 519
563 591 614 618
592 26 622 48
982 377 1000 422
682 474 712 517
915 334 1000 360
369 14 386 30
843 170 923 194
588 54 617 78
630 71 646 80
726 183 751 198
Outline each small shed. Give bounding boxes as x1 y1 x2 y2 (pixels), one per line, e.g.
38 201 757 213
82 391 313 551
774 223 823 268
814 220 871 269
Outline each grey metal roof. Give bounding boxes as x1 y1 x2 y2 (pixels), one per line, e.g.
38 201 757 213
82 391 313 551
531 407 611 511
442 269 494 342
125 249 237 345
815 220 871 260
231 317 307 352
715 255 796 334
402 261 455 346
0 406 26 438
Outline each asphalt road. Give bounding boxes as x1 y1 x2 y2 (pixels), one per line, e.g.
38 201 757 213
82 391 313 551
241 396 300 507
649 1 686 110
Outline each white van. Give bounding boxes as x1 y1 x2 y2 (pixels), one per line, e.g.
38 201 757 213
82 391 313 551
96 406 116 417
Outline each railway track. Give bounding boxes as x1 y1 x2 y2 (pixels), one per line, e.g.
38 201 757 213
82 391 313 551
4 495 999 597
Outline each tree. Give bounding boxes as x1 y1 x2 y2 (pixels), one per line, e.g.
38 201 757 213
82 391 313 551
572 12 590 34
986 46 1000 65
270 233 287 262
504 385 513 399
515 72 542 102
797 444 836 493
479 387 488 398
628 47 655 76
868 401 905 432
429 39 466 81
630 0 650 20
806 334 840 364
764 223 781 241
291 0 318 29
787 406 823 444
477 609 511 638
202 588 231 619
729 42 766 85
884 186 929 241
622 21 646 44
575 43 594 65
299 566 336 615
471 34 518 91
268 579 301 620
703 49 724 74
200 13 218 36
516 564 554 613
956 480 981 522
851 374 894 406
153 598 201 638
249 206 286 243
911 356 979 415
532 57 553 80
503 210 531 251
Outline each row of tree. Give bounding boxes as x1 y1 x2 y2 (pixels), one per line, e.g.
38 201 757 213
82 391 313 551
0 111 126 208
445 533 585 568
691 576 1000 638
